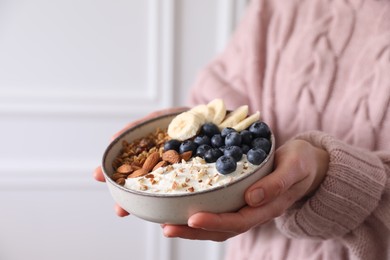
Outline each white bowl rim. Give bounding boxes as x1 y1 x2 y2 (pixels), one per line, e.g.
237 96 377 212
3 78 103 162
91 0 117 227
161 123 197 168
102 112 275 198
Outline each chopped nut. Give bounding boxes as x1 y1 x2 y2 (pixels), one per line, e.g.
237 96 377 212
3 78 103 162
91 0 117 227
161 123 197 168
139 184 148 191
165 165 174 172
196 168 207 179
171 181 178 190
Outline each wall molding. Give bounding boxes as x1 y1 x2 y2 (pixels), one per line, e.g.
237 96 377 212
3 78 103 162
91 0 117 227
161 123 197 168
0 159 101 191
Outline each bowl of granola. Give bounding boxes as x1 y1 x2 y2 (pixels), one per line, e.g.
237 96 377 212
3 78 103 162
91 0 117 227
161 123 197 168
102 99 275 224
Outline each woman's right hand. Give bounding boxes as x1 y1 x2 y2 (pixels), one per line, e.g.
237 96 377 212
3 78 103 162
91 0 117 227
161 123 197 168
93 106 188 217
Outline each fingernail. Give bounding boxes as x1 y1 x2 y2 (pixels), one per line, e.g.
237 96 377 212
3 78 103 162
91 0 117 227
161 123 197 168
188 220 196 228
249 188 264 206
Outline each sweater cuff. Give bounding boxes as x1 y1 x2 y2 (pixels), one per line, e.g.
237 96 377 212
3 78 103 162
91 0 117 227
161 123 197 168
275 131 387 239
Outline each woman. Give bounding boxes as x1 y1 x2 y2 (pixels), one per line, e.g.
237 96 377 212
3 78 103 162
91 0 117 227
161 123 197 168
95 0 390 259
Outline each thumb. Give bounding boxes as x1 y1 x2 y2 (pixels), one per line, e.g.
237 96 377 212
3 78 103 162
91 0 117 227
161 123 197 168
245 158 302 207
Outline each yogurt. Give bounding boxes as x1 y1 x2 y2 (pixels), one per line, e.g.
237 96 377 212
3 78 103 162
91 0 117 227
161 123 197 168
124 156 258 194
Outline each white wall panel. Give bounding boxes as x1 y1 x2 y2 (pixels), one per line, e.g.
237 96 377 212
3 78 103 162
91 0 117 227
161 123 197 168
0 190 153 260
0 0 248 259
0 0 173 115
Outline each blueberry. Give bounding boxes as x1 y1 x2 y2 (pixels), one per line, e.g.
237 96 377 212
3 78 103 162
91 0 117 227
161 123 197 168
201 123 220 137
249 121 271 138
194 135 211 146
196 144 212 158
241 144 251 154
247 148 267 165
251 137 271 153
221 127 236 138
211 134 225 148
164 139 181 152
216 155 237 175
204 148 223 163
219 145 226 153
179 140 198 154
240 130 253 145
223 146 243 162
225 132 242 147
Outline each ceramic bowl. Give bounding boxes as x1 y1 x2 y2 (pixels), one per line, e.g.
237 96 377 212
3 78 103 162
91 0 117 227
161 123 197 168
102 112 275 224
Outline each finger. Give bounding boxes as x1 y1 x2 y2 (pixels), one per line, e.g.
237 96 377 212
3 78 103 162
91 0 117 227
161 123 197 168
245 153 306 207
162 224 234 242
94 166 106 182
115 204 130 217
187 210 264 234
188 185 304 234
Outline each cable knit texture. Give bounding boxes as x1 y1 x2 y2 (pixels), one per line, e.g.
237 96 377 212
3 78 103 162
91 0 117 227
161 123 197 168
188 0 390 259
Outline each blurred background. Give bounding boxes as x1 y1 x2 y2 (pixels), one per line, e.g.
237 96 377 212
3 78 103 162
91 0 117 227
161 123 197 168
0 0 248 260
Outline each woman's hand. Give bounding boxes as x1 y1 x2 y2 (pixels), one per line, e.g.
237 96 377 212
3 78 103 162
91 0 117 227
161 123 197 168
162 139 329 241
93 107 188 217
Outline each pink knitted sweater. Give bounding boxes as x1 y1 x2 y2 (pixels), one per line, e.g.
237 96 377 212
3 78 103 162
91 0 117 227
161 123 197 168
188 0 390 259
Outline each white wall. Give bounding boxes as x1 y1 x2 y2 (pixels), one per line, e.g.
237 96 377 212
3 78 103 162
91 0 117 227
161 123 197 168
0 1 247 260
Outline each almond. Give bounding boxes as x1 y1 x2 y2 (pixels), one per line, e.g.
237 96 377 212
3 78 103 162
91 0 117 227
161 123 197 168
180 151 192 161
128 168 149 178
131 164 141 171
162 150 181 164
116 178 126 185
142 151 161 172
152 160 168 171
116 164 133 174
112 172 127 181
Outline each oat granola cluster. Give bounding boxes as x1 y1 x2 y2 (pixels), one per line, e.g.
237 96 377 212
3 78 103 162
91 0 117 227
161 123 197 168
110 128 193 186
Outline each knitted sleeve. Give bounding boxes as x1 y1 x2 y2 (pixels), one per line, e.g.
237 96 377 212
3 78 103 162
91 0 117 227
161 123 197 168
275 131 390 243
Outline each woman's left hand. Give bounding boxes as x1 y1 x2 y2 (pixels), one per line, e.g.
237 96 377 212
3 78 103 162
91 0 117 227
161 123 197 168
162 139 329 241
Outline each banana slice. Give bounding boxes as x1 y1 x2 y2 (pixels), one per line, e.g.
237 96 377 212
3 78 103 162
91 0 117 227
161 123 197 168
207 99 226 125
190 104 214 122
233 111 261 131
167 111 203 141
218 105 249 129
